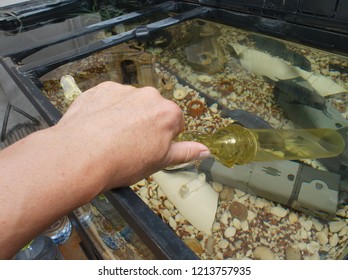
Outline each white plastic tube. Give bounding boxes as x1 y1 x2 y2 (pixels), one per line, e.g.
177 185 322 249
152 171 218 235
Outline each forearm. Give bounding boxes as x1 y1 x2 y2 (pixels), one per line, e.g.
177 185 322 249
0 128 105 259
0 82 210 259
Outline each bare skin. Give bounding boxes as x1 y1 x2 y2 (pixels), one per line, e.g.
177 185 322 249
0 82 210 259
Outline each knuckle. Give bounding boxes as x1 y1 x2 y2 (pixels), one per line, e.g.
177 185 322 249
140 86 161 96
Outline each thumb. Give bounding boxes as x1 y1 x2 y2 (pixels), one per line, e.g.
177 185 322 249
164 141 211 166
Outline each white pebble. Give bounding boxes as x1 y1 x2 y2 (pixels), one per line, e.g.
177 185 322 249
232 218 241 230
212 222 221 232
173 88 188 100
313 219 324 232
329 233 339 247
138 187 148 198
329 220 346 233
187 74 198 84
164 199 174 210
220 211 230 226
270 206 288 218
247 210 256 221
218 239 230 249
168 217 177 230
205 236 215 256
209 103 219 114
234 189 246 198
316 231 328 245
300 229 308 239
175 213 186 223
260 238 269 246
253 246 275 260
297 242 307 251
150 198 161 207
288 212 298 224
234 240 243 249
338 227 347 237
254 198 266 208
137 179 147 186
306 243 315 254
161 209 172 221
197 74 213 85
306 252 320 260
224 227 236 238
212 182 223 192
241 220 249 231
299 220 313 231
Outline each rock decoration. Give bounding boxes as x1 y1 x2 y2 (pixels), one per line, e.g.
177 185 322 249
229 201 248 221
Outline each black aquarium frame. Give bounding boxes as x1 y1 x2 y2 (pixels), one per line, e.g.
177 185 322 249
1 0 348 259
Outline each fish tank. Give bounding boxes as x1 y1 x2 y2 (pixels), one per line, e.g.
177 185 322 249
1 0 347 260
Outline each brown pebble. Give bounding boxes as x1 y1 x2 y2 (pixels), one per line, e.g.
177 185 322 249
184 238 203 255
229 201 248 221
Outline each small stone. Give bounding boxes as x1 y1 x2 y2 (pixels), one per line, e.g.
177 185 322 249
285 247 301 260
138 187 148 198
187 74 198 84
173 88 188 100
329 233 339 247
224 227 236 238
338 227 347 237
209 103 219 114
307 252 320 260
163 199 175 211
254 198 266 208
229 201 248 221
288 212 298 224
270 206 288 218
300 229 308 239
205 236 215 256
212 182 223 192
297 243 306 251
234 240 243 249
299 220 313 231
253 246 275 260
313 219 324 232
226 191 234 201
175 213 186 223
247 210 256 221
168 217 177 230
197 74 213 85
219 188 230 200
240 220 249 231
234 189 246 198
212 222 221 232
184 238 203 255
232 218 241 230
316 231 328 245
329 221 346 233
218 239 230 249
161 209 172 221
150 198 161 207
220 211 230 226
137 179 147 186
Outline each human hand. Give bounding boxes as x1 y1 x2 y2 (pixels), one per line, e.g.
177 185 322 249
54 81 210 190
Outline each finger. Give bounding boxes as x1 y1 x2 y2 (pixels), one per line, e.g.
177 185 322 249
164 141 211 166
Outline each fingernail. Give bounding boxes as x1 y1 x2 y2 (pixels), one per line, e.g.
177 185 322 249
197 150 211 160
